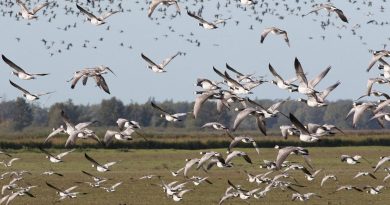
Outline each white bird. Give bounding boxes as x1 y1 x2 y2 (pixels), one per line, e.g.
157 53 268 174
260 27 290 47
172 189 192 202
367 50 390 72
141 52 180 73
151 102 188 122
9 80 53 101
321 174 338 187
0 158 20 168
2 55 49 80
148 0 180 17
103 127 135 146
291 192 321 201
190 176 212 186
16 0 52 20
289 113 322 142
268 64 298 92
46 182 83 200
116 118 141 130
280 125 299 139
274 146 310 170
341 155 368 165
303 3 348 23
228 136 259 154
187 10 230 29
39 147 75 163
353 172 377 180
84 153 117 172
364 185 385 195
373 156 390 172
76 4 119 25
225 151 252 164
101 182 122 192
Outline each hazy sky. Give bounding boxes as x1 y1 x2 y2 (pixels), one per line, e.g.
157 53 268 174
0 0 389 107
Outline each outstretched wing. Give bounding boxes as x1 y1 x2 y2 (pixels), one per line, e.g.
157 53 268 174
2 54 27 74
32 2 51 14
76 4 98 19
9 80 30 95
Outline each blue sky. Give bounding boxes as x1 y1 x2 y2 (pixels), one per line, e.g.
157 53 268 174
0 0 389 106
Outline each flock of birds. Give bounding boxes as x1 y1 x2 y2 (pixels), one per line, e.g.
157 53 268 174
0 0 390 204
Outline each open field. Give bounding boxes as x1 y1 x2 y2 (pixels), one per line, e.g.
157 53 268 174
1 146 390 204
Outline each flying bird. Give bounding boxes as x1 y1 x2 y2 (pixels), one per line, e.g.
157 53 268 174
2 55 49 80
9 80 54 101
76 4 119 25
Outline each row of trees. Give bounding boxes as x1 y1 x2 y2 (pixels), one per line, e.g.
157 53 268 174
0 97 383 132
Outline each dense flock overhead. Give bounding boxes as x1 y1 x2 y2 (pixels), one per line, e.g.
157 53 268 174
1 0 390 204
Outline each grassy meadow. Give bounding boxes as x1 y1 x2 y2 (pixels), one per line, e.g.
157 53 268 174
1 146 390 204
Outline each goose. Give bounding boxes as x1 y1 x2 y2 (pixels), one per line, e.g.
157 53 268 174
64 129 101 148
84 153 117 172
51 110 97 136
1 178 20 195
289 113 322 142
201 122 229 131
364 185 385 195
297 94 327 107
84 179 107 188
283 164 312 176
274 146 310 170
76 4 119 26
294 58 332 95
341 155 368 165
225 151 252 164
183 158 200 178
81 170 107 182
16 0 52 20
2 55 49 80
116 118 141 130
366 78 389 96
68 67 114 94
353 172 377 179
303 3 348 23
195 78 221 90
0 189 34 205
240 0 257 5
103 127 135 146
101 182 122 192
244 98 289 119
345 102 376 128
225 63 258 83
46 126 66 141
333 185 363 193
46 182 83 200
151 102 188 122
187 11 230 29
321 174 338 187
141 52 180 73
268 64 298 92
197 151 224 170
370 111 390 128
280 125 300 139
219 192 239 205
189 176 212 186
148 0 180 17
9 80 53 101
307 123 345 135
172 189 192 202
204 158 233 171
373 156 390 172
193 91 220 118
260 27 290 47
0 158 20 168
42 171 63 177
292 193 321 201
305 169 323 181
366 50 390 72
213 67 252 94
228 136 259 154
39 147 75 163
232 107 266 135
227 180 260 200
378 59 390 79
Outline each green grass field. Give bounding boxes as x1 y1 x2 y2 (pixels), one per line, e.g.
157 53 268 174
2 146 390 205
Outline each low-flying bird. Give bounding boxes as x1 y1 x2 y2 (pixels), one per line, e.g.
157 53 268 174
151 102 188 122
303 3 349 23
76 4 119 25
321 174 338 187
84 153 117 172
2 55 49 80
0 158 20 167
289 113 322 142
39 147 75 163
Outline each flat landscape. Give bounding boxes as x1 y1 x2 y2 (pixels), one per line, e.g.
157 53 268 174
2 146 390 205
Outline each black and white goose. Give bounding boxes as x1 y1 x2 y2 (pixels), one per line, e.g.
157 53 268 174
260 27 290 47
76 4 119 26
9 80 53 101
367 50 390 72
289 113 322 142
141 52 180 73
321 174 338 187
46 182 83 200
373 156 390 172
148 0 180 17
195 78 221 90
353 172 377 180
340 155 368 165
225 151 252 164
116 118 141 130
213 67 252 94
187 10 230 29
225 63 259 83
201 122 229 131
364 185 384 195
303 3 349 23
103 127 135 146
81 170 107 183
268 64 298 92
228 136 259 154
280 125 300 139
0 158 20 168
16 0 52 20
2 55 49 80
101 182 122 192
291 193 321 201
39 147 74 163
151 102 188 122
274 146 310 170
84 153 117 172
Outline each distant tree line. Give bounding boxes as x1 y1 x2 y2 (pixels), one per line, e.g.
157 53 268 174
0 97 383 132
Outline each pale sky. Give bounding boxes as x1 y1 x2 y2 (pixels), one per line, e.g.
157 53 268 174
0 0 389 107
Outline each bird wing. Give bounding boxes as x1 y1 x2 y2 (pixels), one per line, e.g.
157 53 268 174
16 0 29 14
268 64 285 82
32 2 50 14
352 104 371 128
65 131 79 147
39 147 56 158
141 53 159 67
70 71 86 89
334 8 348 23
2 55 27 74
99 11 119 20
289 113 310 135
44 127 64 143
187 10 207 24
373 99 390 114
84 153 102 167
46 182 63 192
147 0 162 17
103 161 117 168
9 80 30 95
294 58 308 86
232 108 256 131
255 116 267 136
309 66 331 88
94 75 110 94
367 53 386 72
103 130 116 146
57 149 75 159
228 137 243 152
36 91 55 97
226 63 244 77
161 52 180 68
318 81 341 101
76 4 98 19
276 147 296 169
61 110 75 131
193 92 215 118
151 102 170 115
283 31 290 47
75 121 97 130
260 28 273 43
65 186 78 193
374 157 390 173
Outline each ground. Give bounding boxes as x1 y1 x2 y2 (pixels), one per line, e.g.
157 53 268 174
2 146 390 204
